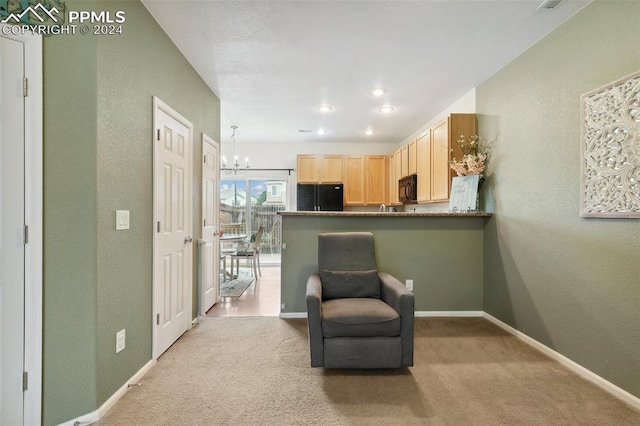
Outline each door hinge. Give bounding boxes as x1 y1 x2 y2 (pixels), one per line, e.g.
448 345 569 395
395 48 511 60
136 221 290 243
156 313 160 325
203 218 206 227
22 77 28 97
157 129 160 141
22 371 28 391
23 225 29 244
157 221 160 233
203 154 207 164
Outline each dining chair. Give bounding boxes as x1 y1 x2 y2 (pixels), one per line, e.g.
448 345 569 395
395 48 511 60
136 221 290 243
230 225 264 278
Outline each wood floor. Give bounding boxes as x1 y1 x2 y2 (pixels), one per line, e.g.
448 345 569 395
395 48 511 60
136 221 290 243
207 265 281 317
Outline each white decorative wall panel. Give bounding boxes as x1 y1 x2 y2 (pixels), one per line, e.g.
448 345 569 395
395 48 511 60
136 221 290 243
581 70 640 218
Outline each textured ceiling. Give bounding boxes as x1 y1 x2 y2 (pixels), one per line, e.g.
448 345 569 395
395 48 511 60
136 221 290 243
142 0 591 145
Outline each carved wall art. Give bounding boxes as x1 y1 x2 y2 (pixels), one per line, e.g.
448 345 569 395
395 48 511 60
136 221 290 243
581 70 640 218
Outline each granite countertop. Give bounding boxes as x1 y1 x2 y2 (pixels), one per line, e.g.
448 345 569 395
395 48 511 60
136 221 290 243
278 211 492 217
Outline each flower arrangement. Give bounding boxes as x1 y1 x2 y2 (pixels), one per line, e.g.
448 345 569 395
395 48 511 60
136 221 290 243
449 134 491 178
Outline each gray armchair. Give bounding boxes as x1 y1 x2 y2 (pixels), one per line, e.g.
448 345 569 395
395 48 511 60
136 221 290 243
306 232 414 368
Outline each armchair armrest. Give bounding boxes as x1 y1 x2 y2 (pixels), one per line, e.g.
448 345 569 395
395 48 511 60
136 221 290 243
306 274 324 367
379 272 414 366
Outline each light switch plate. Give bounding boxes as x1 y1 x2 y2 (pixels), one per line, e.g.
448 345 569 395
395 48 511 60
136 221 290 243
116 210 130 230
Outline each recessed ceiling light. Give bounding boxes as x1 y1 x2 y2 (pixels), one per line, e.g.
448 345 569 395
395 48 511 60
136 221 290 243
371 88 385 97
378 106 394 113
317 128 327 135
317 105 333 113
365 129 374 136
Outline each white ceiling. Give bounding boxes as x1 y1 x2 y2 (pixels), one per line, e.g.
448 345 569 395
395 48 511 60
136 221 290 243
142 0 591 145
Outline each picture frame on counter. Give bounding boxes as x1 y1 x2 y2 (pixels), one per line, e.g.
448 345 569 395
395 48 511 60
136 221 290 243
449 175 480 213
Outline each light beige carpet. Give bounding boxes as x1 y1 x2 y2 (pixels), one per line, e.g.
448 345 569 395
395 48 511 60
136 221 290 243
98 317 639 425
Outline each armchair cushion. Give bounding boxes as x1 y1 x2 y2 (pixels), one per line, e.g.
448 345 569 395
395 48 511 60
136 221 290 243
319 269 380 300
321 298 400 338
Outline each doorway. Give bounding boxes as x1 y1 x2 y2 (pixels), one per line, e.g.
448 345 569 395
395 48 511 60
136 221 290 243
0 28 43 425
219 177 287 265
211 175 289 317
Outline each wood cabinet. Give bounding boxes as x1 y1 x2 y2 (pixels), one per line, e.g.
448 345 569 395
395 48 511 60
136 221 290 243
297 155 343 183
388 152 399 205
431 114 476 201
344 155 388 206
408 139 417 176
391 149 403 205
365 155 387 205
400 145 409 178
416 130 431 203
343 156 365 205
396 140 416 179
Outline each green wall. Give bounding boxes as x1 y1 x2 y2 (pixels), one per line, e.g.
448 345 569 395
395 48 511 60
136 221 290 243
281 215 486 313
43 1 220 423
477 0 640 398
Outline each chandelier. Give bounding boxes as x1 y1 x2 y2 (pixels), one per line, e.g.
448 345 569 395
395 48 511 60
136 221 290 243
221 125 250 174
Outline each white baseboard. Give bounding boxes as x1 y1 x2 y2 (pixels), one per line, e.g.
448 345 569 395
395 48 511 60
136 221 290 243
483 312 640 411
97 358 156 419
415 311 484 317
57 410 99 426
279 312 307 319
59 358 157 425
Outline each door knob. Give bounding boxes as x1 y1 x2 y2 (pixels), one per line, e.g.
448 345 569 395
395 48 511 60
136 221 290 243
184 236 193 244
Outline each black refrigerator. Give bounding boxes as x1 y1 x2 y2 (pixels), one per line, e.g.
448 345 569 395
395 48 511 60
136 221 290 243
297 183 344 211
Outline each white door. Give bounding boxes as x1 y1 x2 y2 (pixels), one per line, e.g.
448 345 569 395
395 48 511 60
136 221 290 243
200 134 220 314
1 35 26 426
153 98 193 358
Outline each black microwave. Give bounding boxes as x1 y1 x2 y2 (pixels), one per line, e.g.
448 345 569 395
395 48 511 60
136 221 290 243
399 174 417 204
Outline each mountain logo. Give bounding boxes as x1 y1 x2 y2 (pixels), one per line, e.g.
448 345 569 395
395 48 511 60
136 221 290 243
1 2 62 25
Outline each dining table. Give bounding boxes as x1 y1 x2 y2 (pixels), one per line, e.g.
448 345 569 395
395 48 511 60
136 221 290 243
220 234 247 280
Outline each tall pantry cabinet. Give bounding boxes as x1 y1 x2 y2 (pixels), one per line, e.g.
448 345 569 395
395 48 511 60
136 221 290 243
431 114 476 202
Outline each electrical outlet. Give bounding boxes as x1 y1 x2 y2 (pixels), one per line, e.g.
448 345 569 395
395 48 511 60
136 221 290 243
282 243 287 249
405 279 414 291
281 303 286 310
116 329 126 353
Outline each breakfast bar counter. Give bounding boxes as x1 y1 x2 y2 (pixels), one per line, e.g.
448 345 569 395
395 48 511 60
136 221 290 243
277 211 492 316
278 211 492 217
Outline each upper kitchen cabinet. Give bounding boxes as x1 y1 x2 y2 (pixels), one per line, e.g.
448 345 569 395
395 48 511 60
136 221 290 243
343 155 387 206
431 114 476 201
388 152 400 205
416 130 431 203
397 140 416 179
408 139 417 176
297 155 344 183
365 155 387 205
400 144 409 178
343 156 365 205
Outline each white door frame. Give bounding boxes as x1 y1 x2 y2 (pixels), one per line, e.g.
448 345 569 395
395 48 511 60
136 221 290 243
200 133 220 315
152 97 194 359
0 26 43 425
